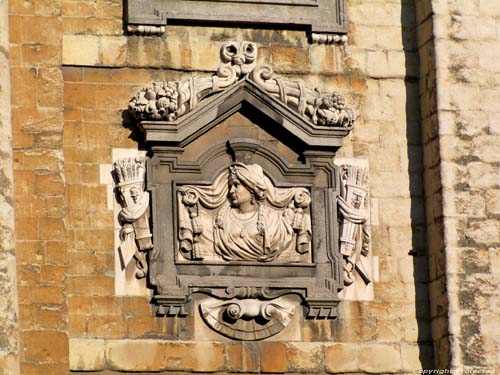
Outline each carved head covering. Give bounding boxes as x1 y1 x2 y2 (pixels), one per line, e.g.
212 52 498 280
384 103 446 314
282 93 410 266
229 163 267 201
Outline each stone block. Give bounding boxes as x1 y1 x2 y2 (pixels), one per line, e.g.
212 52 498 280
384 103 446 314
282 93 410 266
87 18 122 36
16 240 45 265
39 265 65 284
69 339 105 371
10 67 38 107
444 189 486 218
39 217 66 241
472 136 500 163
226 342 259 373
465 220 500 245
20 15 62 45
36 67 63 108
92 296 122 316
99 36 127 66
37 306 66 330
22 331 68 363
375 318 405 342
61 0 95 17
105 340 225 372
468 162 500 189
286 342 324 373
271 46 309 74
122 296 153 316
259 342 287 373
12 131 34 149
94 84 134 110
45 241 66 265
378 198 413 226
68 314 87 337
349 2 402 27
64 82 96 109
358 343 402 373
62 67 83 82
22 44 60 67
86 315 127 338
401 343 434 372
325 343 359 373
30 285 64 305
334 317 377 341
74 229 113 252
62 35 99 66
34 0 60 16
126 315 156 338
35 173 64 195
95 1 122 18
67 275 114 296
68 295 93 315
67 251 97 276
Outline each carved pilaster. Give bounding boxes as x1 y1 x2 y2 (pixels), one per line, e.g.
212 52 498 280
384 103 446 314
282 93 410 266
337 163 372 287
114 157 153 279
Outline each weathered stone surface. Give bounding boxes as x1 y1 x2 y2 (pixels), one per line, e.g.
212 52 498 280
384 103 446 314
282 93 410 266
286 342 323 372
325 343 359 373
69 339 105 371
105 340 225 372
259 342 287 373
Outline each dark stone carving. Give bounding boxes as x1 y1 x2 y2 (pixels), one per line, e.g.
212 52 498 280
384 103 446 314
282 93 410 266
125 0 348 41
126 42 355 339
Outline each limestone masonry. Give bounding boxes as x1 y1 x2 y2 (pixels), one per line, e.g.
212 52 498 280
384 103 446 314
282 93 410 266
0 0 499 374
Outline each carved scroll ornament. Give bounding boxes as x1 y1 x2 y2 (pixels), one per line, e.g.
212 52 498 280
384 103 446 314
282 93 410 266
128 41 354 130
114 157 153 278
337 164 371 286
178 162 311 263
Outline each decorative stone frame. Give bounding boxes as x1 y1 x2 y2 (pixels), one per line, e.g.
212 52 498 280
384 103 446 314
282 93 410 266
126 42 355 325
125 0 348 43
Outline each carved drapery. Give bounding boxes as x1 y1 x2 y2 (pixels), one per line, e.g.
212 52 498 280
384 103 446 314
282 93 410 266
114 157 153 279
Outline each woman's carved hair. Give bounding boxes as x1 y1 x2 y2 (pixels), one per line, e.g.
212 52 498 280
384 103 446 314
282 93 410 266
228 163 267 201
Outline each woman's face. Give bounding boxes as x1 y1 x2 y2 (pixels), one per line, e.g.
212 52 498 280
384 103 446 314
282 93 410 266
228 179 253 209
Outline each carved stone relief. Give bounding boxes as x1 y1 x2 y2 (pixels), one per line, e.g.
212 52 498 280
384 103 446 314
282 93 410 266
128 41 354 130
114 157 153 279
177 163 311 263
335 159 376 301
124 41 360 339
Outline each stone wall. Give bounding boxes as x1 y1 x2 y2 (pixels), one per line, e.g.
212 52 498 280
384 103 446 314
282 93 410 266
417 0 500 371
9 0 69 373
5 0 461 373
0 0 20 373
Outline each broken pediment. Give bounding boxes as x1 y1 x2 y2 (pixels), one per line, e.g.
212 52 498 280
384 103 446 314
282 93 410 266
123 41 363 340
128 41 354 150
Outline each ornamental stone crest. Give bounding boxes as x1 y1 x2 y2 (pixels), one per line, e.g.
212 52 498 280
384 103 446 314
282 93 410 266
128 41 354 130
124 41 362 340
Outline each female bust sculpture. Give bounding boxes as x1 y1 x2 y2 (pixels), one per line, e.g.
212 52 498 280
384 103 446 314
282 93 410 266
177 162 311 263
213 163 296 262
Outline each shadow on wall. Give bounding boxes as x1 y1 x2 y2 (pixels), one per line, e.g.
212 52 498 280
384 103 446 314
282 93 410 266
401 1 435 369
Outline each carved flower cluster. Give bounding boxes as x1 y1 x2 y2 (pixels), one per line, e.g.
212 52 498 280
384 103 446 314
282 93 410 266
128 81 179 121
316 92 354 129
